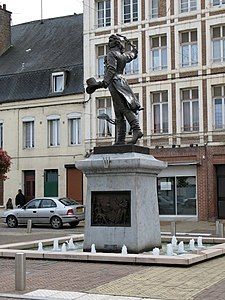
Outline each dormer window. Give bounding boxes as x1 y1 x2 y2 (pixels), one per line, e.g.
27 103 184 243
52 72 65 93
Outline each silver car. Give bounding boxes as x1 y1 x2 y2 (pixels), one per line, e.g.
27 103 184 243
2 197 85 229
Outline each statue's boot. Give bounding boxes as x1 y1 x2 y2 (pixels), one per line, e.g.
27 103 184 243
114 119 126 145
126 115 143 144
127 130 143 144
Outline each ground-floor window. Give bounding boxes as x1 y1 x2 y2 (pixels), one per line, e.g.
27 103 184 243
157 176 196 215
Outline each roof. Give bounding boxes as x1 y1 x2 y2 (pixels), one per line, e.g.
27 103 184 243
0 14 84 102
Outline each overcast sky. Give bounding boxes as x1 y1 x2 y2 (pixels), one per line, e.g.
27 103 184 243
2 0 83 25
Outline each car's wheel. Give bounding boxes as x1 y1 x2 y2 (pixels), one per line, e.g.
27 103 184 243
6 215 18 228
69 220 79 227
50 216 62 229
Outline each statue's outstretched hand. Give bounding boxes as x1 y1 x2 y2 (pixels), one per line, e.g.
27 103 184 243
86 78 107 94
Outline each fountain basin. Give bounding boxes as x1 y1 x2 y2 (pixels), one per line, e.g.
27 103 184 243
1 234 225 266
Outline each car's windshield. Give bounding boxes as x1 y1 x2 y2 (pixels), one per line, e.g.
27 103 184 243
59 198 80 206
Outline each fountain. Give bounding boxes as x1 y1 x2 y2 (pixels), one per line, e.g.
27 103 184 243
152 247 160 255
2 232 222 267
177 241 186 254
166 243 177 256
171 236 177 249
37 242 43 252
36 236 207 257
91 244 96 254
67 238 75 250
121 245 128 255
61 243 67 253
197 236 203 248
53 239 59 251
189 238 196 251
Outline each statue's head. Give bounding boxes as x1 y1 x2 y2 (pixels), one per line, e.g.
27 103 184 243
108 34 124 52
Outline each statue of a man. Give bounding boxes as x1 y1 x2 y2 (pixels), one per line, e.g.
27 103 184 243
86 34 143 145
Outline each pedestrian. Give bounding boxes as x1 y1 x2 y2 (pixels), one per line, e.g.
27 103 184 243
15 189 25 207
6 198 13 209
86 34 143 145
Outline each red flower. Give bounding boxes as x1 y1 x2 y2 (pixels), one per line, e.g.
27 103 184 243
0 149 11 180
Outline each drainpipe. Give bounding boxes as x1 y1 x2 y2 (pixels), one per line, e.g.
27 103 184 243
17 109 20 171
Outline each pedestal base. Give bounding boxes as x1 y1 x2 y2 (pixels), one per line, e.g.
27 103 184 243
76 146 166 253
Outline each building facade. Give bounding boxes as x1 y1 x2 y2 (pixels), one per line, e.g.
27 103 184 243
0 6 86 206
83 0 225 221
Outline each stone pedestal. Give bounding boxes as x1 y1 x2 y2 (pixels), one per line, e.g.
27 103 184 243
76 145 167 254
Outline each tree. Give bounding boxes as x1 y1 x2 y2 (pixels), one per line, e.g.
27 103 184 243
0 149 11 180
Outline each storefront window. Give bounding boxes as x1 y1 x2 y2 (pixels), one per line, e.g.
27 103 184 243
158 176 196 215
157 177 175 215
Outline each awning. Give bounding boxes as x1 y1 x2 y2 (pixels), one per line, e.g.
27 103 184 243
167 161 201 166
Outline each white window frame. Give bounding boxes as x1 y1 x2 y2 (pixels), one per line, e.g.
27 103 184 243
214 97 225 129
97 97 112 137
213 85 225 130
150 35 167 71
212 25 225 64
22 117 35 149
180 0 197 13
212 0 225 7
180 30 198 67
52 72 65 93
181 88 199 132
152 91 168 134
97 0 111 27
47 115 60 147
123 0 138 23
125 39 139 74
96 44 108 78
67 112 82 145
151 0 158 18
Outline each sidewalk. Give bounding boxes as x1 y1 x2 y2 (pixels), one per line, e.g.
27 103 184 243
0 220 225 300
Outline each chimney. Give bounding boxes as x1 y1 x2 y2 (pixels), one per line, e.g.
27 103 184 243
0 4 12 56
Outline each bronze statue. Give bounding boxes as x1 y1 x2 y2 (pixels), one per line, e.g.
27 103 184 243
86 34 143 145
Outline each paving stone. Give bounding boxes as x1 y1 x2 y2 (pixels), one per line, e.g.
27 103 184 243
0 220 225 300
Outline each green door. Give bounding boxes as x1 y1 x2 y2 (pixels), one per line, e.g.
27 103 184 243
44 169 58 197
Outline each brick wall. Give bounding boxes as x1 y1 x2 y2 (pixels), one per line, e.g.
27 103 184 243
170 26 175 70
0 4 11 57
114 0 118 26
141 31 146 73
201 20 206 66
201 0 205 9
170 0 174 15
141 0 145 21
202 79 207 133
172 82 176 134
158 0 166 17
